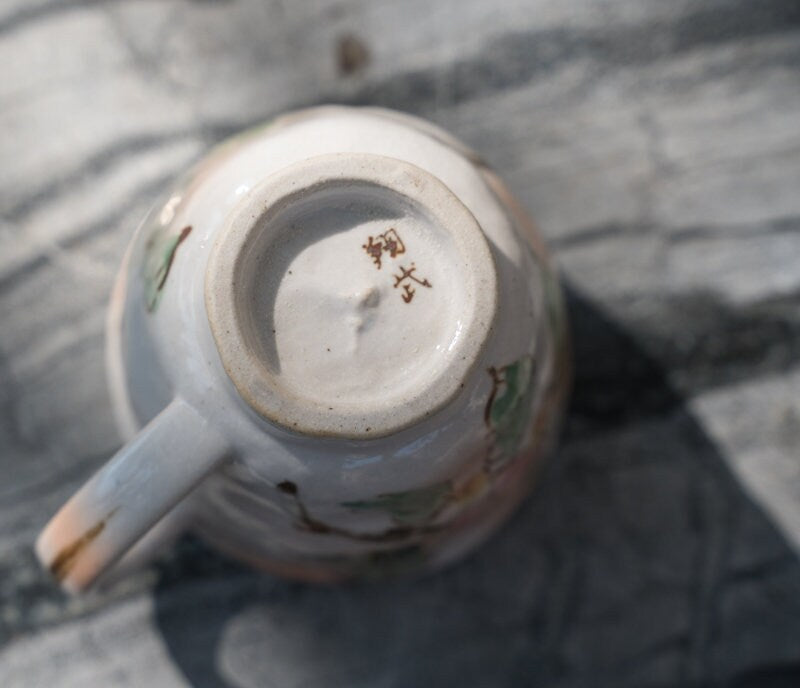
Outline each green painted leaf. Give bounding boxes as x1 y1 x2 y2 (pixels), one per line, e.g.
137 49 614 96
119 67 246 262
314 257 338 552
343 481 452 527
488 356 536 462
142 224 192 312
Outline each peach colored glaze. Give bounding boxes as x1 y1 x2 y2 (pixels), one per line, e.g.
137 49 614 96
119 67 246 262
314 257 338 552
36 106 570 592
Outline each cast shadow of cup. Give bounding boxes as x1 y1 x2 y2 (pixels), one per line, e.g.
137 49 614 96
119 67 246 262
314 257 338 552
152 284 800 688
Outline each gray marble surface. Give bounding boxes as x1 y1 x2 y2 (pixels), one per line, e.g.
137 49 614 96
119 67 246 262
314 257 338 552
2 1 800 686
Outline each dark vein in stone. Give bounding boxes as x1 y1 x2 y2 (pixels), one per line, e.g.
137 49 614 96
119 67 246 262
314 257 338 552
563 286 800 438
328 0 800 112
552 215 800 251
4 131 195 223
0 0 113 40
0 0 231 39
0 170 178 292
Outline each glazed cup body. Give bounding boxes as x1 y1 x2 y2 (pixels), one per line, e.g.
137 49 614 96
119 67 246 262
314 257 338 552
38 106 570 589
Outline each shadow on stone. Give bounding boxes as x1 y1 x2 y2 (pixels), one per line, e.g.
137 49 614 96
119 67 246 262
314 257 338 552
153 285 800 688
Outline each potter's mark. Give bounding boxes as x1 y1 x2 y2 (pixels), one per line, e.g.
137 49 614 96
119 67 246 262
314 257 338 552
361 228 432 303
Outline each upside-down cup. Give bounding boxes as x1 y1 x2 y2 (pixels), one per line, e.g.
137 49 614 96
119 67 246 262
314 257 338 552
36 107 570 593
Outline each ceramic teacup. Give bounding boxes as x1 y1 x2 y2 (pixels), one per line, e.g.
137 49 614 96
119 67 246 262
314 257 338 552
36 106 569 592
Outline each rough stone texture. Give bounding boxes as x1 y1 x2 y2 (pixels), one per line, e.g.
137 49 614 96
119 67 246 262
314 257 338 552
1 1 800 686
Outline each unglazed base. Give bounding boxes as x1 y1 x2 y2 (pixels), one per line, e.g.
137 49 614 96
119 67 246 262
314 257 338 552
205 153 497 439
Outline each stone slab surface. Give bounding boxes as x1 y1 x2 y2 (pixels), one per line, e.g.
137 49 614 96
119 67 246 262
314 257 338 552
1 1 799 686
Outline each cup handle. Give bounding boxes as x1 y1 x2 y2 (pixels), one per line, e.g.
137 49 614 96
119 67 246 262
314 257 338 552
35 397 230 593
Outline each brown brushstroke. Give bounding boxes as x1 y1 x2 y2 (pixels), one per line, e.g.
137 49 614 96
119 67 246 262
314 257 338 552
156 225 192 291
392 263 432 304
362 235 385 268
48 508 119 582
392 263 431 289
362 228 406 270
380 228 405 258
278 482 442 543
484 366 504 426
